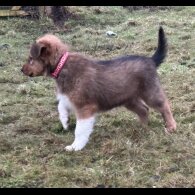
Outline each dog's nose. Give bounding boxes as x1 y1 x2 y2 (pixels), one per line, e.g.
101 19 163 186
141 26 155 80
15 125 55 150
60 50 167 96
21 68 23 73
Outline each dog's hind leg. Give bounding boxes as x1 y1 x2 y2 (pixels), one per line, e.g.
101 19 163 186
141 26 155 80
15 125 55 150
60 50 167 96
125 98 149 126
152 99 176 133
142 85 176 133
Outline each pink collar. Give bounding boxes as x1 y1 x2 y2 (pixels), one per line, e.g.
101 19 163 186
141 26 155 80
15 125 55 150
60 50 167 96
51 52 69 78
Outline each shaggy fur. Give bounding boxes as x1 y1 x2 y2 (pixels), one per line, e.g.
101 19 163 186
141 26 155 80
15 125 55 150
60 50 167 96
21 26 176 151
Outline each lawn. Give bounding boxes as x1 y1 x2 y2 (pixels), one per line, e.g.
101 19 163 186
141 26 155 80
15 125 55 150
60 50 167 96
0 6 194 187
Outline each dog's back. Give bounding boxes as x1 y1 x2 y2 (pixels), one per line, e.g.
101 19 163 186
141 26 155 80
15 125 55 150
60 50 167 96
96 26 167 68
86 26 168 111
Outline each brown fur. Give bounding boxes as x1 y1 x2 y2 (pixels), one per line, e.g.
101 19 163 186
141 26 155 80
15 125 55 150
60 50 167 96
21 29 176 132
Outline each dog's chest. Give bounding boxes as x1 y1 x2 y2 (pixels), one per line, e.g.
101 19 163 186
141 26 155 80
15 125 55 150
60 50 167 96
57 93 74 111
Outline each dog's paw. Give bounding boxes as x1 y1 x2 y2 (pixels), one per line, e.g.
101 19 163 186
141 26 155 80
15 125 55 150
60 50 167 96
65 144 83 151
65 145 75 151
65 140 86 151
165 122 177 134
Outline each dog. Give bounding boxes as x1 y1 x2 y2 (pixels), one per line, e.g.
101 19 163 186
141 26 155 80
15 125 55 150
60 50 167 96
21 26 176 151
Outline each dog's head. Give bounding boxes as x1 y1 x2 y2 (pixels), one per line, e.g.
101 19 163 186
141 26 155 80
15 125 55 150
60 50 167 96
21 34 68 77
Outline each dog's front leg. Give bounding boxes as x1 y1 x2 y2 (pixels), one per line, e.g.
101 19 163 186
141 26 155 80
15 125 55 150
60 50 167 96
58 101 69 130
57 94 71 130
65 116 96 151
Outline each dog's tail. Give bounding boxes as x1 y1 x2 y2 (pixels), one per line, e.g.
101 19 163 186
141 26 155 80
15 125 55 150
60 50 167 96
152 26 167 67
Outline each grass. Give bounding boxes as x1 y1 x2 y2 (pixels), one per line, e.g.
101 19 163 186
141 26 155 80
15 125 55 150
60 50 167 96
0 6 195 188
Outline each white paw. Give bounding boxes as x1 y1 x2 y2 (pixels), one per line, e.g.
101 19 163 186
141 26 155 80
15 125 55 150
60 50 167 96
65 140 87 151
65 145 74 151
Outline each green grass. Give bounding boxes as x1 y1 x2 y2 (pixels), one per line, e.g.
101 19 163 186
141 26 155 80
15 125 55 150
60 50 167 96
0 6 195 187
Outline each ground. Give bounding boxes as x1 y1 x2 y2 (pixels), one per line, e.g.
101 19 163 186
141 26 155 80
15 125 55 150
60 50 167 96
0 6 194 187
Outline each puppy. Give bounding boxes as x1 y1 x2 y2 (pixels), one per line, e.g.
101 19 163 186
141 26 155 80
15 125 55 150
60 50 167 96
21 26 176 151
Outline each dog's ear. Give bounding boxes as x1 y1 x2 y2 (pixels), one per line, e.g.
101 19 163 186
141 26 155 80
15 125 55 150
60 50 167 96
30 43 47 59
